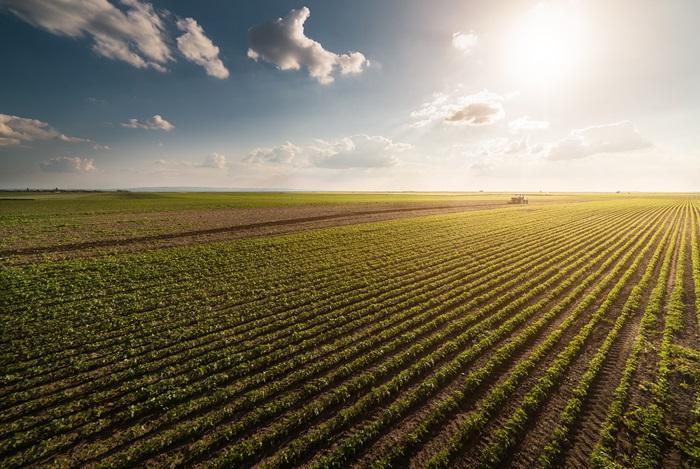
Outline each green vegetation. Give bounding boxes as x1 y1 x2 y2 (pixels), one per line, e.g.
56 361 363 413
0 190 527 254
0 190 536 215
0 193 697 467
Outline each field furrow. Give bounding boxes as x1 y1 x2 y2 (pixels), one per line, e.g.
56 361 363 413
1 194 696 469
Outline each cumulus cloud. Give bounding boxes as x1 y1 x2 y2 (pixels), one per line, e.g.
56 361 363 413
247 7 367 84
450 135 542 163
509 116 550 132
153 153 228 169
121 114 174 131
547 121 651 160
0 113 86 145
477 137 534 156
503 138 531 154
0 0 171 70
1 0 227 77
445 102 504 126
246 142 302 165
176 18 229 79
452 31 478 54
411 89 505 128
245 135 410 169
40 156 96 172
199 152 227 169
312 136 411 169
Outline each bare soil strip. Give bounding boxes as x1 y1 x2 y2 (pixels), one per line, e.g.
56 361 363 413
1 202 509 263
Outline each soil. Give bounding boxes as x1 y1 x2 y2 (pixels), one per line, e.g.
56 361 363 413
1 201 511 264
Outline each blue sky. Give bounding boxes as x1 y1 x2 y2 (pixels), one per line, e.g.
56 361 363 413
1 0 698 190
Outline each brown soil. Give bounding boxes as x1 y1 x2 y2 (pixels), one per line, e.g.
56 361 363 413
6 200 696 468
1 201 510 264
353 220 631 468
293 209 656 468
606 217 682 466
503 212 671 469
662 216 698 468
445 210 664 468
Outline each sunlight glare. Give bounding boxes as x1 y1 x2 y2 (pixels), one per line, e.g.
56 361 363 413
506 2 587 85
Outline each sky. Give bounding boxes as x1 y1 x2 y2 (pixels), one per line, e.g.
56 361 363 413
0 0 698 191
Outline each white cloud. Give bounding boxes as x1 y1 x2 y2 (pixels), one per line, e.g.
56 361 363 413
39 156 96 172
0 113 86 145
199 152 227 169
246 142 302 165
312 135 411 169
547 121 651 160
503 138 531 154
411 89 505 128
452 31 478 54
93 143 111 150
176 18 229 79
245 135 410 169
153 153 228 169
1 0 172 71
467 137 534 157
547 136 592 160
509 116 550 132
444 102 504 126
121 114 174 131
446 135 543 174
247 7 367 84
1 1 228 78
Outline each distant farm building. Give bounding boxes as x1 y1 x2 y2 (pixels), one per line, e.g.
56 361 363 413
509 194 528 204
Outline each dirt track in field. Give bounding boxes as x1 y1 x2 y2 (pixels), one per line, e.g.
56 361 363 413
1 201 513 264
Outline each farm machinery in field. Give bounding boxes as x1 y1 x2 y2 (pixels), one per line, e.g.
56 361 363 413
509 194 529 204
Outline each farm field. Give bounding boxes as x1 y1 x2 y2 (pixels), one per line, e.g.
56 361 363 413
0 191 600 263
1 192 698 468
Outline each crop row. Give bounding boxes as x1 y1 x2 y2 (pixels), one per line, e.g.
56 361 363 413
0 205 628 422
533 204 683 468
362 204 679 468
2 199 694 468
589 207 684 468
1 204 600 380
1 202 644 464
423 204 677 468
1 206 608 380
2 208 537 355
690 205 700 468
371 205 679 468
2 203 569 316
200 207 673 468
630 206 689 469
299 205 676 469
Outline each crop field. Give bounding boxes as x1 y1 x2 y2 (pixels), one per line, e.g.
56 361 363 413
0 191 591 262
0 192 698 468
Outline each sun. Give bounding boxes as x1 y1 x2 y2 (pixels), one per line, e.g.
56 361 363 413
506 2 587 85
